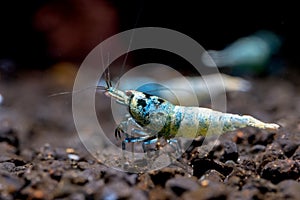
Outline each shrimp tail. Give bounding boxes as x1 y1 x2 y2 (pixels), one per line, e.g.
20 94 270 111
241 115 280 131
221 113 280 132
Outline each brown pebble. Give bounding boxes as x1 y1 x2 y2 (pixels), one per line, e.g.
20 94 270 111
165 176 199 196
200 169 225 183
0 162 15 172
0 172 25 194
261 159 300 183
137 173 155 190
99 181 131 199
182 182 227 200
220 141 239 162
77 161 90 170
277 180 300 199
33 189 44 199
149 186 173 200
292 146 300 160
233 131 245 144
66 148 76 154
277 135 299 157
149 167 184 187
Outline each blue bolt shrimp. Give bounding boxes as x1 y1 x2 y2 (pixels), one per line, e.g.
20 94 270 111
100 75 280 151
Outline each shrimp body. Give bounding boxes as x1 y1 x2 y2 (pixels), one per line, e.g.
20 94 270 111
125 90 279 140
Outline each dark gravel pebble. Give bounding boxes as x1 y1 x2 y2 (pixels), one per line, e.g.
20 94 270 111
292 146 300 160
148 167 185 187
165 176 200 196
191 157 233 178
0 172 25 199
98 181 133 200
277 180 300 199
242 177 277 193
277 134 299 157
67 193 86 200
250 144 266 153
104 168 137 185
261 159 300 183
0 162 15 172
257 142 286 173
247 130 275 146
240 159 256 172
200 169 225 183
220 141 239 162
182 181 227 200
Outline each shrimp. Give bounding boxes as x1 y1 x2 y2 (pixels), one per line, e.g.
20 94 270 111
101 77 280 151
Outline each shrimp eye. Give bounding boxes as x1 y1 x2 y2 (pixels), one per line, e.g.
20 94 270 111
125 91 133 96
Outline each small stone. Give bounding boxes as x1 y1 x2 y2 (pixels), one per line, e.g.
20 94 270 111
182 181 227 200
0 172 25 194
104 168 136 185
240 159 256 172
292 146 300 160
32 189 45 199
220 141 238 162
125 173 138 186
99 181 131 200
199 169 225 183
257 143 286 173
137 173 155 190
84 180 105 195
248 130 275 145
37 144 55 160
228 188 261 200
149 168 183 187
0 162 15 172
0 193 13 200
20 148 35 161
199 179 210 187
277 136 299 157
242 177 277 193
165 176 199 196
233 131 245 144
261 159 300 183
53 147 68 160
130 188 148 200
68 154 80 161
69 193 85 200
226 176 242 189
77 161 90 170
69 172 88 185
66 148 76 154
148 186 173 200
0 142 17 155
250 144 266 153
277 180 300 199
191 157 233 178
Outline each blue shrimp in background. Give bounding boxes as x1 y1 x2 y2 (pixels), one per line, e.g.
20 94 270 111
202 30 282 75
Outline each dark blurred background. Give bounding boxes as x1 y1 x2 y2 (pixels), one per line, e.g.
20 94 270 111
0 0 298 72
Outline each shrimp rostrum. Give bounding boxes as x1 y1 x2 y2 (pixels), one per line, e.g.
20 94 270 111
102 80 280 151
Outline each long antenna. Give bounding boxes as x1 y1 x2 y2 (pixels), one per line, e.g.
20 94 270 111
100 45 112 88
48 85 106 97
116 0 145 89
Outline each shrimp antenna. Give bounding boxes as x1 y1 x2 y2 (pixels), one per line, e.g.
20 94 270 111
48 85 106 97
116 1 144 89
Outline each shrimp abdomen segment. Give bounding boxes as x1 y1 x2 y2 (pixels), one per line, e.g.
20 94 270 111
167 106 279 138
